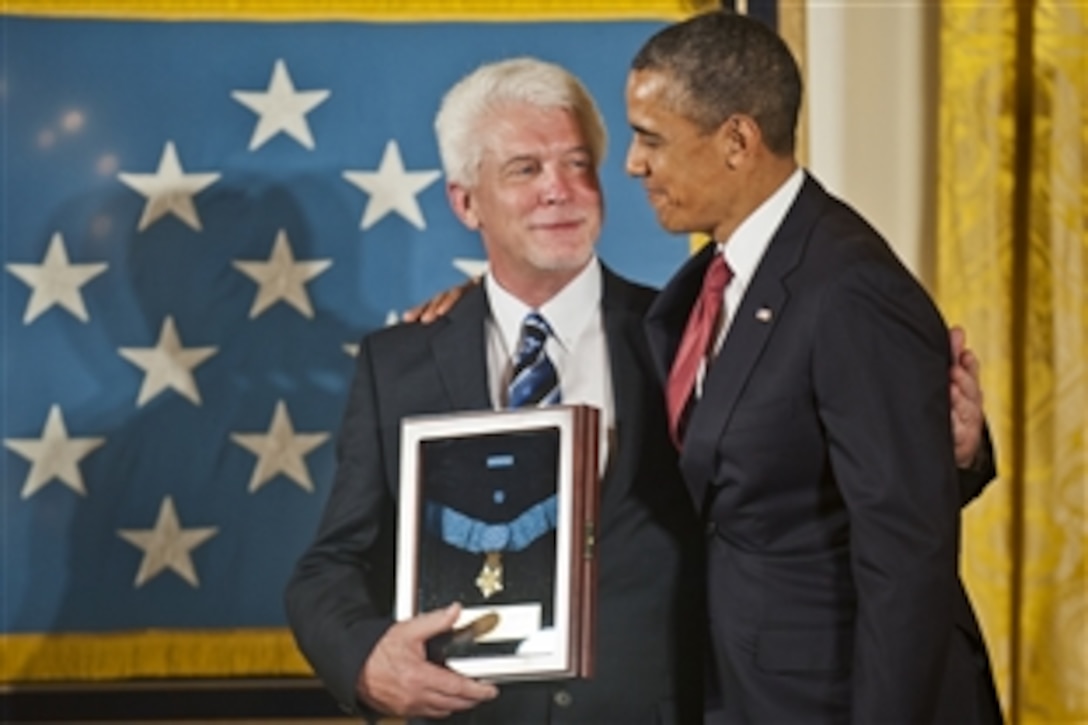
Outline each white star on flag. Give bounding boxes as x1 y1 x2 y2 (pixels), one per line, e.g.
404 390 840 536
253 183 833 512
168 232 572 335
230 400 330 493
6 232 108 323
4 404 106 499
232 229 332 318
118 316 218 407
117 141 221 232
343 139 441 230
453 257 489 280
117 496 218 588
231 58 331 151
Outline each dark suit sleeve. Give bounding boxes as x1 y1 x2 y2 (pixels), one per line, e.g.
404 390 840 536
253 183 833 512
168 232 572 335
959 424 997 506
812 257 961 721
284 335 397 715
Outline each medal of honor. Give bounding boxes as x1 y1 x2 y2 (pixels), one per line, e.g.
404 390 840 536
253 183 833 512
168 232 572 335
476 551 504 598
426 494 557 600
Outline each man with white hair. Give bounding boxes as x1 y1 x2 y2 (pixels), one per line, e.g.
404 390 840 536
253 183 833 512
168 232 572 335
285 57 706 723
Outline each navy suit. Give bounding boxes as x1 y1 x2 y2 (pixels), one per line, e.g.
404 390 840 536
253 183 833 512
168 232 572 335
286 265 704 723
646 175 1000 724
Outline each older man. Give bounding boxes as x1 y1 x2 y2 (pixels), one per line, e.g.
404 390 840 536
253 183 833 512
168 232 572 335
285 57 704 724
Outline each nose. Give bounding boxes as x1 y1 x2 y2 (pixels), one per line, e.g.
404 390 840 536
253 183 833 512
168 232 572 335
540 166 573 205
625 138 646 177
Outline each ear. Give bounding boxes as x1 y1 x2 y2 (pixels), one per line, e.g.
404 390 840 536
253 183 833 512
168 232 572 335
716 114 761 170
447 182 480 230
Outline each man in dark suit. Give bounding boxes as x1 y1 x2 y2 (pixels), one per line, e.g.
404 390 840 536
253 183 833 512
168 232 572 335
285 57 705 723
627 11 1001 723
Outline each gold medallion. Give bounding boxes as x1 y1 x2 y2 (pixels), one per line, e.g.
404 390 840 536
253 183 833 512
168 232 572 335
475 551 504 598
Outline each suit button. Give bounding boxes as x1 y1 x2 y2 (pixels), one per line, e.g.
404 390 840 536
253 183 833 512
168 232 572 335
553 689 573 707
705 521 716 536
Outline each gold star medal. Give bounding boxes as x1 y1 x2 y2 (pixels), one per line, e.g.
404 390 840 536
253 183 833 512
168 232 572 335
476 551 504 598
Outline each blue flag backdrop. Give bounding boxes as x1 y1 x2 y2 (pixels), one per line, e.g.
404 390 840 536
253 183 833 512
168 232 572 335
0 1 713 681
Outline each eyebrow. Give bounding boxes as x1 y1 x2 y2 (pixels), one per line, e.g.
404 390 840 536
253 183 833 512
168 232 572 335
629 123 660 138
499 146 592 165
498 154 538 169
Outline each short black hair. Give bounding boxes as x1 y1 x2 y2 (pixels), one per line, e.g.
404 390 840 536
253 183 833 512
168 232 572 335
631 10 802 156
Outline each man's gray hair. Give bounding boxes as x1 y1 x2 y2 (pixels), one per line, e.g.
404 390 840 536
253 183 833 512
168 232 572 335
434 57 608 186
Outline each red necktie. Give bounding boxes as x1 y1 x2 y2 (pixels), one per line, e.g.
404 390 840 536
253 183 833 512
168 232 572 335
666 253 733 448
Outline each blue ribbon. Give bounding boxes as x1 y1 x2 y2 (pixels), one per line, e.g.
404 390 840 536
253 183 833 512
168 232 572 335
424 495 558 553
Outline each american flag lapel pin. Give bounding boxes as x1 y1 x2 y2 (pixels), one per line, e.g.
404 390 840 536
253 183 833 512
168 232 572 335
755 307 773 323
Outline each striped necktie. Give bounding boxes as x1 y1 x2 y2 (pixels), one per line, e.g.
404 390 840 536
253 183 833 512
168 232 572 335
507 312 560 408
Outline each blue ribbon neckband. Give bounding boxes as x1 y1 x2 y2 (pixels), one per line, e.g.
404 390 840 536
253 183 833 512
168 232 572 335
424 495 558 599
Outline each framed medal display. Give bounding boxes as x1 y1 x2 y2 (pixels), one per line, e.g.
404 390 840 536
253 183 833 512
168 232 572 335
395 405 600 682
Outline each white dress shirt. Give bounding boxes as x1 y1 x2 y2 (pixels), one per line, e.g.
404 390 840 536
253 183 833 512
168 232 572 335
484 257 614 470
697 167 805 396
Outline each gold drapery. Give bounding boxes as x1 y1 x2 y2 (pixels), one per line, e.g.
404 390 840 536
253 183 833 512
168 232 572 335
936 2 1087 722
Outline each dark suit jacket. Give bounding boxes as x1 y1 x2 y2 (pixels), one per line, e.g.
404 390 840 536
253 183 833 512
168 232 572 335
645 175 1000 724
286 264 704 724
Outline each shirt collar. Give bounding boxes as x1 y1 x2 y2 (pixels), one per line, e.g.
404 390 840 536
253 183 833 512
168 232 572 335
719 167 805 281
485 256 602 355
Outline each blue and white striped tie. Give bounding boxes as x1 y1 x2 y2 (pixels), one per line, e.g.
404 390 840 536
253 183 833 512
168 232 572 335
507 312 560 408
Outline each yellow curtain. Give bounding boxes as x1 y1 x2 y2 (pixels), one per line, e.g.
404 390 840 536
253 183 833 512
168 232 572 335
936 2 1087 723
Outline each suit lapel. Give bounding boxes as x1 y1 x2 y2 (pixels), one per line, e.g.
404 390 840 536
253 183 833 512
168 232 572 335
599 268 652 517
430 284 492 411
426 268 654 525
645 244 717 386
682 176 831 506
